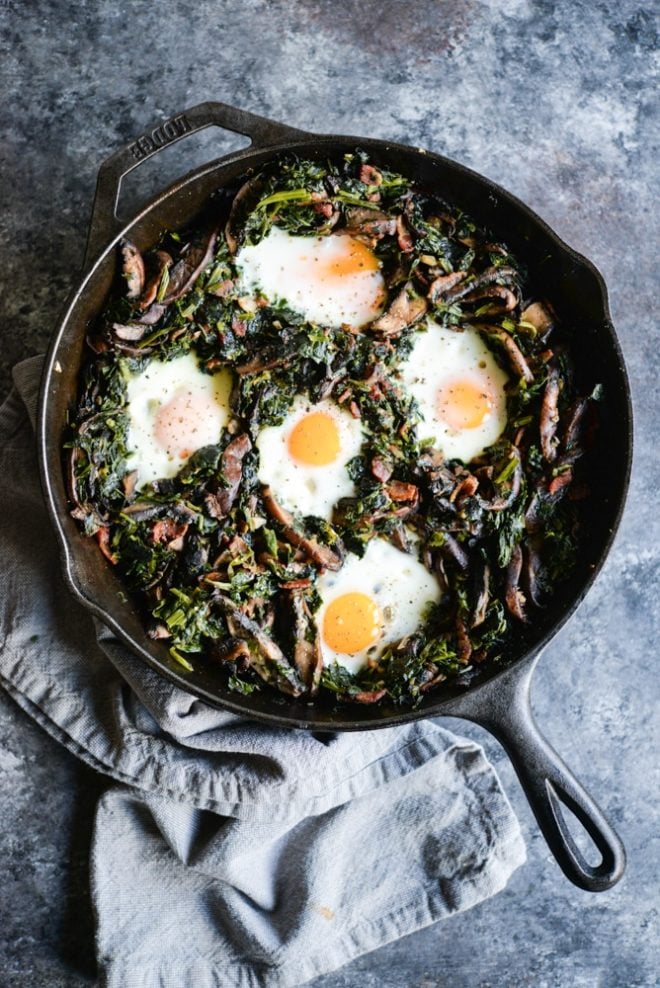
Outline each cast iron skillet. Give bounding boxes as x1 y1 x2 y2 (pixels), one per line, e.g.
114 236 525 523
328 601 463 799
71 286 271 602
38 102 632 892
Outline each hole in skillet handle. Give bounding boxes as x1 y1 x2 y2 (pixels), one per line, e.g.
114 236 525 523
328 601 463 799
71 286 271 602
450 655 626 892
83 101 312 272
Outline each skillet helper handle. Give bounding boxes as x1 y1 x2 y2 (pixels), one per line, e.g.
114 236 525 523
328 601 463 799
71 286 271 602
451 658 626 891
84 101 310 269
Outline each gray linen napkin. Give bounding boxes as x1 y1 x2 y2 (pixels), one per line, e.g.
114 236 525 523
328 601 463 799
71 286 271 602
0 356 526 988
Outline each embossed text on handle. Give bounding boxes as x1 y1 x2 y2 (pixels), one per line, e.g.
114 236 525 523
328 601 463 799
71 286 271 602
129 114 191 161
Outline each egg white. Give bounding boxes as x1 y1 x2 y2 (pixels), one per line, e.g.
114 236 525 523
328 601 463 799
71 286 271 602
400 318 509 462
316 538 442 674
256 396 363 521
235 226 385 329
124 352 233 489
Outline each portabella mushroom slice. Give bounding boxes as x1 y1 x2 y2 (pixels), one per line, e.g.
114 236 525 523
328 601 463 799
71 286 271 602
205 434 252 519
120 239 145 299
371 283 427 336
540 364 561 463
442 265 519 305
111 322 149 342
344 207 396 242
520 300 555 340
504 543 528 623
160 228 218 304
289 590 323 694
214 595 304 696
478 325 534 384
261 486 343 571
224 174 266 255
428 270 467 302
139 250 173 310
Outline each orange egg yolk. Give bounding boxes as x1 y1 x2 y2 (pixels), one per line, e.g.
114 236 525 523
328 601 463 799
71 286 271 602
154 390 221 459
287 410 341 466
323 592 382 655
321 237 380 279
436 378 494 431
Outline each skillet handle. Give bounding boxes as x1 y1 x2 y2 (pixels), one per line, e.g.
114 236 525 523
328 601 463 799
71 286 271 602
450 655 626 891
84 101 311 269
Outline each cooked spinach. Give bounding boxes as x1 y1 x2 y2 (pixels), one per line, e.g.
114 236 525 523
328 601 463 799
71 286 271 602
66 153 597 707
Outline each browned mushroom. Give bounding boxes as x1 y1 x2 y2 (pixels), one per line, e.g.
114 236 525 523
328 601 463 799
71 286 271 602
111 322 149 342
137 302 168 326
224 174 266 254
442 265 518 305
471 561 491 628
428 270 467 302
345 207 396 243
120 240 145 299
161 228 218 304
504 544 528 622
477 447 522 512
95 526 117 564
456 615 473 664
396 214 414 253
139 250 173 310
261 486 343 571
371 283 427 336
540 364 561 462
205 434 252 519
461 284 518 311
214 594 303 696
520 300 555 340
150 518 189 551
479 325 534 383
289 591 323 694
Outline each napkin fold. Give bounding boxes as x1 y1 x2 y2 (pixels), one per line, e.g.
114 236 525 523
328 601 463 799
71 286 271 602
0 356 525 988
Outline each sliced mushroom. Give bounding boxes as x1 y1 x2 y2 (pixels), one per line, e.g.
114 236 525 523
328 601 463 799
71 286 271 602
214 594 304 696
205 434 252 519
345 207 396 242
428 270 467 302
540 364 561 463
290 591 323 694
139 250 173 310
225 174 266 254
504 543 528 622
261 486 343 571
520 300 555 340
120 240 145 299
111 322 149 342
442 265 519 305
371 283 427 336
479 325 534 384
455 615 473 664
161 228 218 304
471 561 491 628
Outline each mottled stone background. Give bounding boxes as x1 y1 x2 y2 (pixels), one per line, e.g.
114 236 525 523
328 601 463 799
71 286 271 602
0 1 658 985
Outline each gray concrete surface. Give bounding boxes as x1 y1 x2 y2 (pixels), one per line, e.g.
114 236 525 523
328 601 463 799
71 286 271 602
1 1 658 985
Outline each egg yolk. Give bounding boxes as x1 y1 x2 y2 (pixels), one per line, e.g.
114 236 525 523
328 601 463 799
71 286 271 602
323 592 382 655
436 378 494 431
287 410 341 466
321 237 380 279
153 389 223 459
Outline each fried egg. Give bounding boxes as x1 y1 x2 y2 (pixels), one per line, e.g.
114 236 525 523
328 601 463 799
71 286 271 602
124 353 233 488
400 318 509 462
316 539 442 673
256 396 363 520
235 226 386 329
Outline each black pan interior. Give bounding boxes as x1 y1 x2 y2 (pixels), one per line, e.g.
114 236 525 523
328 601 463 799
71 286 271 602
39 136 632 730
